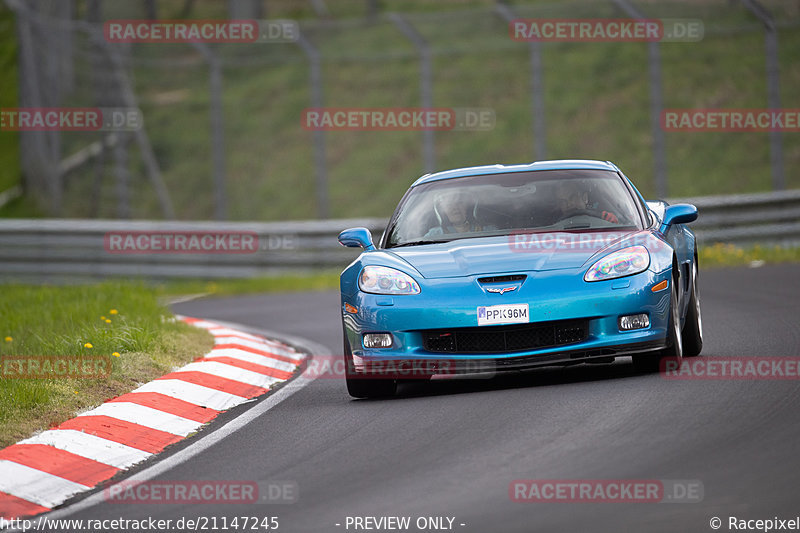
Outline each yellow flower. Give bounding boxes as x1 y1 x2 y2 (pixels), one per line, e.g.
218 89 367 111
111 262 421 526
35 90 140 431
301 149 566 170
105 319 112 324
101 316 106 321
3 336 11 343
112 352 121 358
109 309 118 315
74 390 79 394
84 343 93 349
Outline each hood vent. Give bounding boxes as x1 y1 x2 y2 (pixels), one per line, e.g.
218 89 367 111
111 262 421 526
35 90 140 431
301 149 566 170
478 274 527 284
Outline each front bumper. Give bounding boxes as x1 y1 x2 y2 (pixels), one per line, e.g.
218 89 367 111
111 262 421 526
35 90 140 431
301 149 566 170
342 267 672 375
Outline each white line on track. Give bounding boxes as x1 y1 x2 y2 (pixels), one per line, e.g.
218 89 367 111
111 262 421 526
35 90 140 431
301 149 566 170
0 460 90 509
18 430 152 469
177 360 282 388
185 320 224 329
213 336 303 357
206 327 265 341
205 347 298 372
76 402 203 437
132 379 247 411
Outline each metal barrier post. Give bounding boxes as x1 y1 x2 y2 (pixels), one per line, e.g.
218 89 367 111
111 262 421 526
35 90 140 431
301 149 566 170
741 0 785 191
389 13 436 174
298 32 330 219
494 3 547 161
612 0 668 198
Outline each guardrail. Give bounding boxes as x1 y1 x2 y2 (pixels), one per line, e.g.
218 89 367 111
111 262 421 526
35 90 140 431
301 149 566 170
0 218 384 281
0 190 798 280
671 189 800 246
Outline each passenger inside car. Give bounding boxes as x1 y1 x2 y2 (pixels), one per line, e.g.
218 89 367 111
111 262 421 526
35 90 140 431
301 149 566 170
551 179 621 225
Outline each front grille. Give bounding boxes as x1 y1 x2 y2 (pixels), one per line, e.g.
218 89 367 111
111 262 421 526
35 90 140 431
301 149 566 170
421 319 589 354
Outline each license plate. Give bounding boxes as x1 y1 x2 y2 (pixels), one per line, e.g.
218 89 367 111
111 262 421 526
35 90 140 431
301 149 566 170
477 304 529 326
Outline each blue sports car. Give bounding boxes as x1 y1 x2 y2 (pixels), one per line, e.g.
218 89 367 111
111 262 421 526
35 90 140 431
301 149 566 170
338 160 702 398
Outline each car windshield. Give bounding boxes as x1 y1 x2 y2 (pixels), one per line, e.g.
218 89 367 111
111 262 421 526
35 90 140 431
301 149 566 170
385 169 643 248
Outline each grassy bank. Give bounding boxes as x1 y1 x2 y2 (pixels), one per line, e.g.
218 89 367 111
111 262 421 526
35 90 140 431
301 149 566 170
160 271 340 299
0 282 213 448
3 0 797 219
699 243 800 269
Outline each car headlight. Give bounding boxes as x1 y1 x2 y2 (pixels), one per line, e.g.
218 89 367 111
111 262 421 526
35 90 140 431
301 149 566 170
584 246 650 282
359 266 421 295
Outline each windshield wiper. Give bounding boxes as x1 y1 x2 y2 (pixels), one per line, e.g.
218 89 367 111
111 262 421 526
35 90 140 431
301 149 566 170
389 239 451 248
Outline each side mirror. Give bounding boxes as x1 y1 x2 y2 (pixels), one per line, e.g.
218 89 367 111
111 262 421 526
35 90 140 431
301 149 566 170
338 227 376 251
661 203 698 231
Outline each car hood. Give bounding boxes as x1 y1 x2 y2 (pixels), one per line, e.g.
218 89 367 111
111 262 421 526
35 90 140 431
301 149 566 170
387 231 642 279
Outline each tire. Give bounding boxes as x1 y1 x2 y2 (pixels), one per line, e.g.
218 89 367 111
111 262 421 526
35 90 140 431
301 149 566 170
682 258 703 357
343 334 397 399
633 277 683 373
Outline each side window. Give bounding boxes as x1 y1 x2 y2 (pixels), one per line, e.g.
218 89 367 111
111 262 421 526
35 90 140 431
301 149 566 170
640 197 655 227
619 173 651 228
638 199 653 227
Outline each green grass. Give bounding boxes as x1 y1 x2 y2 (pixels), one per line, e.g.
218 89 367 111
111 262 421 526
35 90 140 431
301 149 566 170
158 271 341 298
699 242 800 269
0 194 44 218
2 0 799 220
0 282 213 448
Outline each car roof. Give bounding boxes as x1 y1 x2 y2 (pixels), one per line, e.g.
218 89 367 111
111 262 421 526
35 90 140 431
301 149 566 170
411 159 621 186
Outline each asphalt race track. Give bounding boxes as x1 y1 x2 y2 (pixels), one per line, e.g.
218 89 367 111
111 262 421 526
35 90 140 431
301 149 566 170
61 264 800 533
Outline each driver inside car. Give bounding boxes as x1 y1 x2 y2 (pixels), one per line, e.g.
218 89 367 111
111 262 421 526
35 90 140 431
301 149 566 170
424 190 496 238
554 180 619 224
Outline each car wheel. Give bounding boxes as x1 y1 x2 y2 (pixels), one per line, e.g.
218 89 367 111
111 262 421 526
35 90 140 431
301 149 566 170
343 334 397 399
682 259 703 357
633 277 682 373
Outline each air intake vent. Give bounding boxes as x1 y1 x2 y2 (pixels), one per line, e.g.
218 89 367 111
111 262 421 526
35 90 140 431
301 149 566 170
421 319 589 354
477 274 527 284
